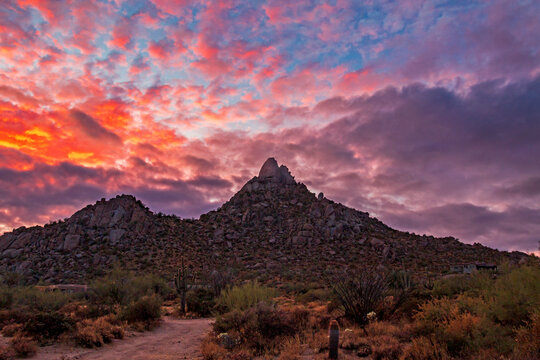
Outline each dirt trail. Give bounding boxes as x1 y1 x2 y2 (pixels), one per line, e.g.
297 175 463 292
35 317 213 360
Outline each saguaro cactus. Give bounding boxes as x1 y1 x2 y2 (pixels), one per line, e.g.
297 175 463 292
329 319 339 359
174 257 195 314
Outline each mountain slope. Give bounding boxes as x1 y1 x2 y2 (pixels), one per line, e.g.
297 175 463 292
0 158 530 283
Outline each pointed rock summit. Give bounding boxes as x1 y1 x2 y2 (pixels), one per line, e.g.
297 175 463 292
258 157 296 184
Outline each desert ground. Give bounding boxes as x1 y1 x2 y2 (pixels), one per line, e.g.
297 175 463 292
2 317 212 360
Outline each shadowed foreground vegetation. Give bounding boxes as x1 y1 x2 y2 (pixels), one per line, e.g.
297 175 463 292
0 268 169 357
0 263 538 359
201 264 540 359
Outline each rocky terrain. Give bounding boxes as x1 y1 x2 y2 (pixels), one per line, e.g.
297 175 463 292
0 158 531 283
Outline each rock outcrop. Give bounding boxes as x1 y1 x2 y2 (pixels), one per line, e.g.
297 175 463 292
258 157 296 185
0 158 532 283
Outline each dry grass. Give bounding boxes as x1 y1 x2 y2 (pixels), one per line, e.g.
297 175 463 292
366 320 414 341
399 336 450 360
369 334 402 360
278 337 302 360
201 337 228 360
306 330 328 353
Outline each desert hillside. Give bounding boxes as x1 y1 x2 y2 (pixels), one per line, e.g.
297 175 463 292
0 158 529 284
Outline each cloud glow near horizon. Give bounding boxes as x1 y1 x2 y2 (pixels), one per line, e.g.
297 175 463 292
1 0 539 254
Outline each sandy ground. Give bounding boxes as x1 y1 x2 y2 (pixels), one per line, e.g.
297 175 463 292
32 317 213 360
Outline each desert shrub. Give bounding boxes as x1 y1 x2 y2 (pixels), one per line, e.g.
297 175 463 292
513 311 540 359
1 323 22 337
432 275 473 298
74 322 104 348
59 300 108 321
22 311 75 344
340 328 364 350
90 269 170 311
187 288 216 317
216 282 277 312
0 272 25 287
414 295 514 357
90 268 133 308
201 338 227 360
330 271 388 326
131 274 172 299
11 287 73 312
0 345 15 360
10 335 37 357
74 316 124 348
370 334 402 360
367 320 414 342
296 288 332 304
0 287 13 310
307 330 328 353
214 302 303 354
120 294 162 324
208 269 235 297
278 337 302 360
486 266 540 327
400 336 450 360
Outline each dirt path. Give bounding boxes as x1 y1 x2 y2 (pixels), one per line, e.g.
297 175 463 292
35 317 213 360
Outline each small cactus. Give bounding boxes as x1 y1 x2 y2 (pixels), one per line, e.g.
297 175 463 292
329 319 339 359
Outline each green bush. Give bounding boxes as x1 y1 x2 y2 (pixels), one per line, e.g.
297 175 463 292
186 288 215 317
0 288 13 310
432 275 473 298
216 282 277 313
486 266 540 327
0 272 25 287
90 269 171 309
414 296 513 357
131 274 172 300
120 294 162 324
11 287 73 312
296 288 332 304
90 268 133 308
412 266 540 358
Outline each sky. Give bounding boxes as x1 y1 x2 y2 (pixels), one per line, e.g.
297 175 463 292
0 0 539 254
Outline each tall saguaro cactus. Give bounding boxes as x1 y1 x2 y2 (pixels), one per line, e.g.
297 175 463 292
174 256 196 314
329 320 340 359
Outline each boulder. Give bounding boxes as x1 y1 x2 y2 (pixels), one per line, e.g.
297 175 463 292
63 234 81 250
10 233 33 249
2 248 23 258
109 207 126 226
258 157 296 184
109 229 126 244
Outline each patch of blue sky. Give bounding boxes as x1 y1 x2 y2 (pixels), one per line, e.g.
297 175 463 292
226 117 268 134
27 5 46 29
119 0 155 18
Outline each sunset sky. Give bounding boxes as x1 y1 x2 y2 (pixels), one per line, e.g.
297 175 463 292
1 0 539 254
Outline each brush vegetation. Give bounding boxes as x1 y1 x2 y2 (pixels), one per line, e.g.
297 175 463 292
201 265 540 359
0 267 168 354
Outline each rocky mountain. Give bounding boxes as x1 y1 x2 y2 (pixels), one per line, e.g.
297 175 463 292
0 158 531 283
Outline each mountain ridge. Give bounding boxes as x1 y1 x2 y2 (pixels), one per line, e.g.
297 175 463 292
0 158 532 283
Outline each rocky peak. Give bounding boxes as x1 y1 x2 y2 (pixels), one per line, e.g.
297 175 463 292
257 157 296 185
